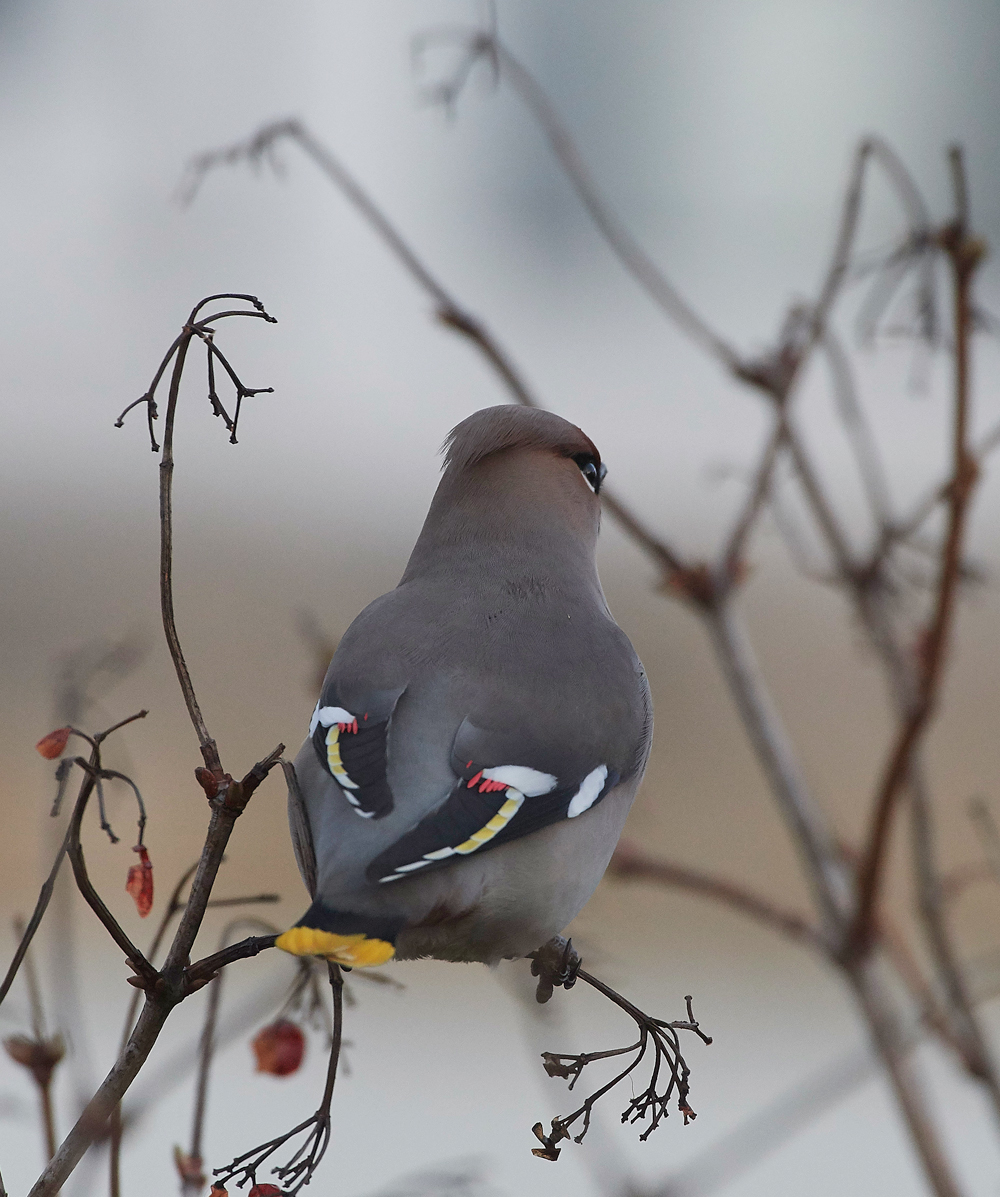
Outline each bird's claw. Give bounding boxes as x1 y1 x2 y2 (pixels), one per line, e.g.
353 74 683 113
530 935 582 1004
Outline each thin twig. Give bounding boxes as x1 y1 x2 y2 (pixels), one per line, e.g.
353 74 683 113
850 146 984 953
909 767 1000 1116
184 934 278 991
64 763 158 988
187 918 281 1192
212 963 345 1194
530 973 709 1160
5 920 63 1160
821 330 895 531
969 797 1000 885
720 420 786 580
108 868 278 1195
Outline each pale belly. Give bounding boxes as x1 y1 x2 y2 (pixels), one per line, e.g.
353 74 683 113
393 778 639 964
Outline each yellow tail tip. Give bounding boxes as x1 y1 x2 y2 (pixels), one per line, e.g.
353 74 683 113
275 926 395 967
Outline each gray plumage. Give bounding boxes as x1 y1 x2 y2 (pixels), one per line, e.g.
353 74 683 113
282 405 652 966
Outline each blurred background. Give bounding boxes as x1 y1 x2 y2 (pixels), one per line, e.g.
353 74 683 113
3 2 1000 1194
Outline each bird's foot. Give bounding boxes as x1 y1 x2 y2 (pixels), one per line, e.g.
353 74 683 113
529 935 582 1004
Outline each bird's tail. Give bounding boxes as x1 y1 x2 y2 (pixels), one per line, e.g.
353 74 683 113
275 900 402 967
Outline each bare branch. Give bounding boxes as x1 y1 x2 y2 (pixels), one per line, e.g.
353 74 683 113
822 330 895 531
969 797 1000 885
719 420 785 579
184 934 278 991
475 39 740 372
702 596 851 932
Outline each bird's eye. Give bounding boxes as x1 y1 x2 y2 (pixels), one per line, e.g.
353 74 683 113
573 454 605 494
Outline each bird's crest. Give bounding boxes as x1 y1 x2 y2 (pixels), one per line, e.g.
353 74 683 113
442 405 600 474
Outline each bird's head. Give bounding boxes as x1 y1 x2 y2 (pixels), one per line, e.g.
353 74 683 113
399 406 608 581
442 403 606 500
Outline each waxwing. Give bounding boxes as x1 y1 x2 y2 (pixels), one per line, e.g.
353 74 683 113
276 405 652 968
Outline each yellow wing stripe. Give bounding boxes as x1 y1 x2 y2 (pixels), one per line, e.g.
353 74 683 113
454 790 523 855
325 726 359 789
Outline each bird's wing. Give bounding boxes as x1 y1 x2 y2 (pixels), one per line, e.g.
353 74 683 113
307 683 404 820
364 716 620 885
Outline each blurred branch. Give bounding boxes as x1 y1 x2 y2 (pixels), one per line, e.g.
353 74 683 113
703 597 851 931
652 1045 875 1197
414 27 933 456
850 147 985 953
0 713 148 1014
183 917 282 1195
909 767 1000 1118
969 797 1000 884
698 591 965 1195
109 865 279 1196
4 919 64 1162
608 841 826 953
295 610 339 695
720 420 785 579
183 118 688 579
54 636 148 728
654 920 1000 1197
414 28 742 373
821 330 894 531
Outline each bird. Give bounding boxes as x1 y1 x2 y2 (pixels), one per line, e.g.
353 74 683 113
275 405 652 969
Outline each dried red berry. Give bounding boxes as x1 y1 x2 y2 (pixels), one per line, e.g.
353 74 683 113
125 845 154 917
248 1185 283 1196
251 1019 305 1077
36 727 72 760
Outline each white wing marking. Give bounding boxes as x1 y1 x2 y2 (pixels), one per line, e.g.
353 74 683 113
567 765 608 818
480 765 556 797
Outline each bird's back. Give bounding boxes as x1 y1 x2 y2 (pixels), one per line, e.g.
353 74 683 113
280 405 653 966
